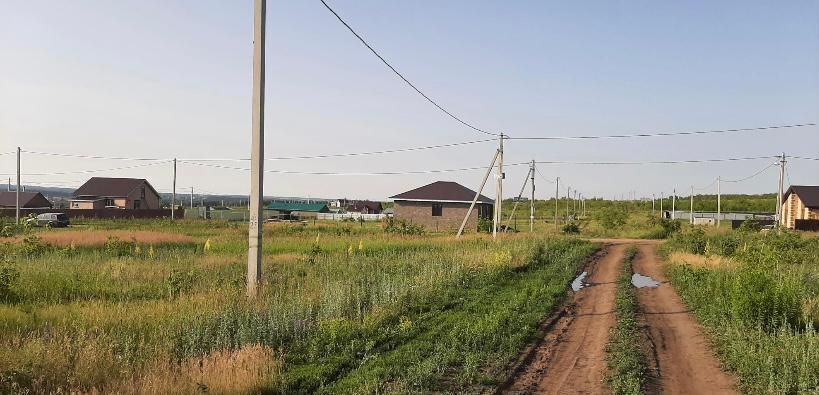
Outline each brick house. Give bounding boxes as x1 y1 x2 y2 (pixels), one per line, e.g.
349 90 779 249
70 177 161 210
389 181 493 232
0 192 52 209
781 185 819 229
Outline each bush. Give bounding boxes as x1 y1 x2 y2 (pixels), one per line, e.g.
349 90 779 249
738 219 763 233
382 218 424 236
595 207 628 229
0 263 19 302
561 223 580 234
477 218 492 233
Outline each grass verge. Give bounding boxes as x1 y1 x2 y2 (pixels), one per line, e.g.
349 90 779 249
606 245 645 395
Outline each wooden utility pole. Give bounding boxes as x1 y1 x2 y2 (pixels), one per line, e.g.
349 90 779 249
15 147 20 224
171 158 177 221
777 153 786 228
554 177 559 231
530 160 535 232
716 177 721 228
690 185 694 224
247 0 266 298
456 150 499 238
493 134 504 239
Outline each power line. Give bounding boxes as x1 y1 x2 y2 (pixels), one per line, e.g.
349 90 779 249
790 155 819 161
534 155 777 165
535 168 555 183
21 150 165 161
183 160 529 176
507 123 815 141
318 0 499 137
189 138 495 161
0 161 171 177
723 162 778 183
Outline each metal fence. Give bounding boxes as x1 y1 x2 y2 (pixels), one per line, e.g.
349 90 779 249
316 213 388 221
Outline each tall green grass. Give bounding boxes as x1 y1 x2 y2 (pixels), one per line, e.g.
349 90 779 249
0 220 594 393
664 229 819 394
606 246 645 395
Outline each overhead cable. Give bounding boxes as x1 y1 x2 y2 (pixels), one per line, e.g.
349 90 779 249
508 123 815 141
318 0 499 137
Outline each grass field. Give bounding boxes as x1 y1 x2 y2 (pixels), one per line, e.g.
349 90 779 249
0 218 595 393
662 228 819 394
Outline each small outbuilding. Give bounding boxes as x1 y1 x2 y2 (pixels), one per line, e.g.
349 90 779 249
0 192 53 209
389 181 493 232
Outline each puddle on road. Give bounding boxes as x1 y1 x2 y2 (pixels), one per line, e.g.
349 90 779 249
632 273 661 288
571 272 588 291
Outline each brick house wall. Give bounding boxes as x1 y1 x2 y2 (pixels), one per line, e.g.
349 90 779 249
782 193 819 229
393 200 491 232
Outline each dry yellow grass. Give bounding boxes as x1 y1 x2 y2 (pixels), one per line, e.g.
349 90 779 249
20 230 193 247
96 345 282 395
668 251 736 268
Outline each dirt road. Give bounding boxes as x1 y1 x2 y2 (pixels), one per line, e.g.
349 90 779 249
633 243 738 395
503 241 738 395
503 244 625 394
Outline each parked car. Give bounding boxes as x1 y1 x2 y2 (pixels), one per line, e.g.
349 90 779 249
27 213 70 228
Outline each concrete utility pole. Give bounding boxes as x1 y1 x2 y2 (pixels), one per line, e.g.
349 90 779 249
777 152 786 228
717 177 721 228
652 194 656 217
190 187 194 208
573 190 578 216
672 188 676 220
530 160 535 232
554 177 559 231
171 158 177 221
247 0 266 297
566 187 570 220
493 133 504 239
660 192 664 218
690 185 694 224
16 147 20 224
457 149 499 237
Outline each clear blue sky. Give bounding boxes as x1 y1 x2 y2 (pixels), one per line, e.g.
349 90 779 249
1 0 817 201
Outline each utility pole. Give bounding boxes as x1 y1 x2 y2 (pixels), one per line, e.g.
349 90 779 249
690 185 694 224
457 149 499 237
566 187 570 220
660 192 664 218
493 133 504 239
530 160 535 232
652 193 656 217
171 158 177 221
777 152 786 228
672 188 676 220
247 0 266 298
717 177 721 228
554 177 559 231
190 186 194 208
15 147 20 224
573 190 578 216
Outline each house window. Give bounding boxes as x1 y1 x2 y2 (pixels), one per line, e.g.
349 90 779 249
140 186 146 199
72 202 79 208
134 200 141 209
104 199 114 207
432 203 443 217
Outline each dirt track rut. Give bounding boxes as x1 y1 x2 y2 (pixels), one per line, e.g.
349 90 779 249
633 243 738 395
503 244 624 394
503 241 739 395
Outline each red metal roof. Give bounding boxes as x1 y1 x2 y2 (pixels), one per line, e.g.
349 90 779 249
390 181 493 204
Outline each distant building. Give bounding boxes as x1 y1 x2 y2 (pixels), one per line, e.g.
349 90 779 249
390 181 493 232
782 185 819 229
267 202 330 216
71 177 161 209
0 192 52 209
340 200 383 214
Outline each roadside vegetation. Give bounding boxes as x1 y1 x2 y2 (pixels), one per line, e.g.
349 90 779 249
606 246 646 395
662 225 819 394
0 219 594 393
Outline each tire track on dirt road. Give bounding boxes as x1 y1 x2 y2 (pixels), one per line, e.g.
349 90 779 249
502 244 625 394
633 243 739 395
